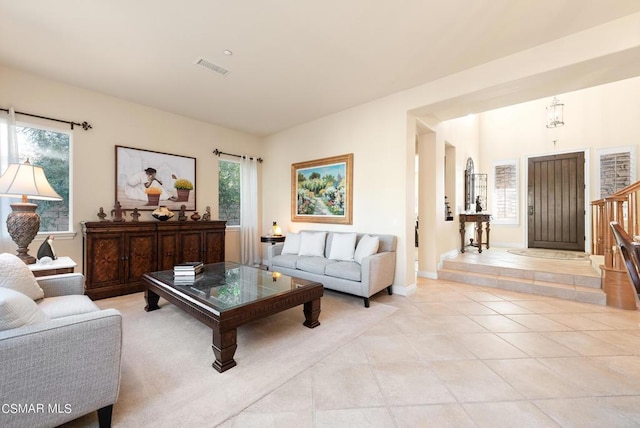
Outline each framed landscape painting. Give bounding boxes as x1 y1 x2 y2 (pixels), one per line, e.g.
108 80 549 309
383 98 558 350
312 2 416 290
115 145 196 211
291 153 353 224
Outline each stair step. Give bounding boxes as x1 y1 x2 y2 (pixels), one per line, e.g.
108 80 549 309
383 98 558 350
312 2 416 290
437 267 606 306
441 259 600 289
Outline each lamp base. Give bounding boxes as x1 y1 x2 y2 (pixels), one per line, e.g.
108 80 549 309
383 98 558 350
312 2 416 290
6 202 40 265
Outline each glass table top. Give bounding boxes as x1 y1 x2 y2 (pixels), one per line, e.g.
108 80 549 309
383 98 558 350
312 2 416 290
148 261 318 312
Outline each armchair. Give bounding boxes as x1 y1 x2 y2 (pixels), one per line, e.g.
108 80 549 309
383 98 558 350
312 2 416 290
0 261 122 428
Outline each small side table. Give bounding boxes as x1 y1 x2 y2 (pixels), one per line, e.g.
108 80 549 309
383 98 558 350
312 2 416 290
261 235 286 245
459 214 491 253
28 256 77 277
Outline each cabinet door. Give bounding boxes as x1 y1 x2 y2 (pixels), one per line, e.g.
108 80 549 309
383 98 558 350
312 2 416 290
85 233 124 288
203 230 225 264
124 232 157 283
180 231 203 262
158 232 179 271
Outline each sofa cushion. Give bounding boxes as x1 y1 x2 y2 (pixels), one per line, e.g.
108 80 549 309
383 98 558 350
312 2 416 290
281 233 301 255
296 257 337 275
298 231 326 257
354 235 380 264
271 254 300 269
0 253 45 300
328 233 357 261
37 295 99 319
325 261 362 282
0 288 49 331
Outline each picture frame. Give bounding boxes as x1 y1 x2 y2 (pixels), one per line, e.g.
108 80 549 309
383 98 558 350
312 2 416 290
115 145 196 211
291 153 353 224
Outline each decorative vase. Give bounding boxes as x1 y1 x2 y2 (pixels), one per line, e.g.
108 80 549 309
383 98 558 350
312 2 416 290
152 206 174 221
147 194 160 206
176 189 191 202
190 212 201 221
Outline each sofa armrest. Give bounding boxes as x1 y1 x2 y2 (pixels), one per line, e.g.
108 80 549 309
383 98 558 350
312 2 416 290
361 251 396 295
36 272 85 297
0 309 122 428
267 243 285 268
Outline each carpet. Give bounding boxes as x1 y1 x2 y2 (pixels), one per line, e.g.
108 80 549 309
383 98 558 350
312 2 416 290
62 290 397 427
507 248 591 261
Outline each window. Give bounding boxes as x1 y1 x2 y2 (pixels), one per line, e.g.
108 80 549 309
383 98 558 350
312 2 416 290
218 160 240 226
493 160 518 224
1 122 72 233
598 146 636 198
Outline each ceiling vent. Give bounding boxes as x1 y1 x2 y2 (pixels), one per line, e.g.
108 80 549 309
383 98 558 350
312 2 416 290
193 57 230 77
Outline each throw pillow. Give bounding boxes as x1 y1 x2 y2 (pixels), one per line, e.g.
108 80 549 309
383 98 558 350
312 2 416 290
354 235 380 264
0 253 45 300
0 288 49 331
298 231 327 257
328 233 357 261
281 233 301 255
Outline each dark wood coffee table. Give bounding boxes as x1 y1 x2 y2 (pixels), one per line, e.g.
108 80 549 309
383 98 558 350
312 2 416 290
142 262 323 372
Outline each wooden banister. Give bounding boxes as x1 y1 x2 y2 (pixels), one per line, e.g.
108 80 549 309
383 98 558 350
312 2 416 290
592 180 640 309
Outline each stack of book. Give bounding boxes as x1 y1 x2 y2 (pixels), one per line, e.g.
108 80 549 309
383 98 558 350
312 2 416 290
173 262 204 284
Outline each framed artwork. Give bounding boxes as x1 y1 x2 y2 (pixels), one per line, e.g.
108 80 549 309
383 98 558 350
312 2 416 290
115 145 196 211
291 153 353 224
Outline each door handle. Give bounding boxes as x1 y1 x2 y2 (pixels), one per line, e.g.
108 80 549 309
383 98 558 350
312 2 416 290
528 206 534 215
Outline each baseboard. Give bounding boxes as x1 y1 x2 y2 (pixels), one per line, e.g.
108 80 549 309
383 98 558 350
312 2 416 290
392 282 417 296
417 270 437 279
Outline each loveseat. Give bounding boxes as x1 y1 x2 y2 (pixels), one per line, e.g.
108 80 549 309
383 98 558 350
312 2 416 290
0 253 122 428
267 231 396 307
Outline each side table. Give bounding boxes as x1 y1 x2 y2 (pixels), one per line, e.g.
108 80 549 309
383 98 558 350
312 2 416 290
28 256 77 277
261 235 286 245
459 214 491 253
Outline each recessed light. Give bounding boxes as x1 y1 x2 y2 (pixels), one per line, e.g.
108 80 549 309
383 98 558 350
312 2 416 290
223 50 233 56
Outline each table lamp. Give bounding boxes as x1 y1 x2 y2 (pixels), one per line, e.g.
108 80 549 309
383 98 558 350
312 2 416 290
0 159 62 264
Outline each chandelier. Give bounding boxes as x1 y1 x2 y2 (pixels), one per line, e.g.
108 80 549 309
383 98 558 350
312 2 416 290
546 97 564 128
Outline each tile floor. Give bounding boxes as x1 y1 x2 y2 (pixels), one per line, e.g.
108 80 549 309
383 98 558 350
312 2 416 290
220 271 640 427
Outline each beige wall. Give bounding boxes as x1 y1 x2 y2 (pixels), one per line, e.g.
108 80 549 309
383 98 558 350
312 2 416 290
0 64 260 270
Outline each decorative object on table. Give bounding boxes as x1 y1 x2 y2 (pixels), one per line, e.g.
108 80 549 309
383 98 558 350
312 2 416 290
115 145 196 212
37 235 57 261
291 153 353 224
190 211 201 221
173 261 204 276
445 196 453 221
0 159 62 264
173 177 194 202
475 195 483 213
97 207 108 221
152 206 174 221
111 201 127 222
271 221 282 236
202 205 211 221
178 204 187 221
130 208 140 222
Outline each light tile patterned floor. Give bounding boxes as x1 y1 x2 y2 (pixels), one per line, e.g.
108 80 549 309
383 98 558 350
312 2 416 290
221 272 640 427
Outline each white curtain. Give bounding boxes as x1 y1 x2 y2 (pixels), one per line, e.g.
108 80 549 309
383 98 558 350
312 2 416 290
0 107 20 253
240 156 259 265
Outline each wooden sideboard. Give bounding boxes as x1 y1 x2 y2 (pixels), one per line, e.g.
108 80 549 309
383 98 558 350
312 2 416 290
82 220 226 299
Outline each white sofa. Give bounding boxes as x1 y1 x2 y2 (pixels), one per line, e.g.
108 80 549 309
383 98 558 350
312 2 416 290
0 253 122 428
267 231 397 307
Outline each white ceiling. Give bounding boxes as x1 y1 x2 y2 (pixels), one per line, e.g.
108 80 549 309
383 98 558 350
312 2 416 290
2 1 640 136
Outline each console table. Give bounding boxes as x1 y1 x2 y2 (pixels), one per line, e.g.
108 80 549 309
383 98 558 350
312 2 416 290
459 213 491 253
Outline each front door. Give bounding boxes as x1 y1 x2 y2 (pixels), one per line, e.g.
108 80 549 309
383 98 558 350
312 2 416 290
527 152 585 251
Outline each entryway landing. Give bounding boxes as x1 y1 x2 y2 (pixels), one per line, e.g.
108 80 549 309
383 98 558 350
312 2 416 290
437 247 605 306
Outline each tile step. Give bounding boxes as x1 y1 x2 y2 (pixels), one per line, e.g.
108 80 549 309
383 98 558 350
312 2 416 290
441 259 600 289
437 268 606 306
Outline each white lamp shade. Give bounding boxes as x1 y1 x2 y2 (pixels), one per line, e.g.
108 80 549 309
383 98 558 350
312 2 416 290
0 161 62 201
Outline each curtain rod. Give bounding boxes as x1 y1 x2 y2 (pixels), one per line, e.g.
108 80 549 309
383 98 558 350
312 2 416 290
213 148 263 163
0 107 92 131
